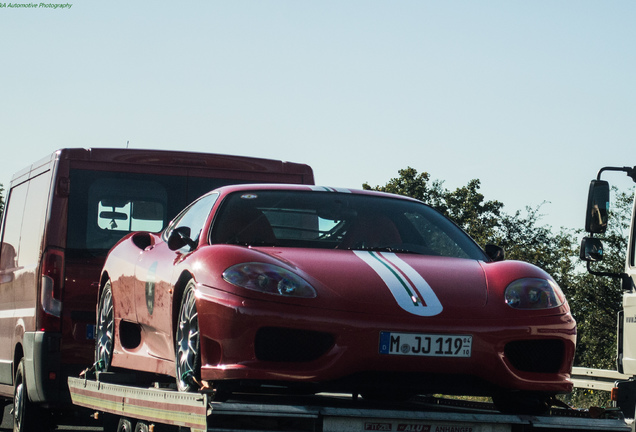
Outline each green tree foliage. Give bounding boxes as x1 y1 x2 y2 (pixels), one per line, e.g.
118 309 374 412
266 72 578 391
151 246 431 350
364 167 630 370
363 167 504 246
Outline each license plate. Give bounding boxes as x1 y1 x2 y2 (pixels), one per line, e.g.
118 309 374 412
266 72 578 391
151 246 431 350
86 324 96 340
379 332 472 358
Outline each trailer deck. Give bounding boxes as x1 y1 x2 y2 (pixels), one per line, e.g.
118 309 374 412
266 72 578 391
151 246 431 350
68 376 631 432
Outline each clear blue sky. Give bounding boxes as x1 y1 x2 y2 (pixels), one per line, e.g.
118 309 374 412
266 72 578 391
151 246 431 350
1 1 635 232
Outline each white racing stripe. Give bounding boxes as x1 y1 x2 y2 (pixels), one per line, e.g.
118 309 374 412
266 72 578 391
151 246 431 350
354 250 443 317
309 186 352 193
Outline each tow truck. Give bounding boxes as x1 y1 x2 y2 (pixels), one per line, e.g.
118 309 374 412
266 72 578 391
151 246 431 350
64 166 636 432
68 369 631 431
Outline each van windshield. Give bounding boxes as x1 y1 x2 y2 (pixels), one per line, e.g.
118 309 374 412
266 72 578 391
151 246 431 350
66 170 251 258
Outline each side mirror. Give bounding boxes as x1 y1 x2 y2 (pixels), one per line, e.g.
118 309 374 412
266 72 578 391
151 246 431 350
580 237 604 262
585 180 610 233
485 244 505 262
168 226 196 251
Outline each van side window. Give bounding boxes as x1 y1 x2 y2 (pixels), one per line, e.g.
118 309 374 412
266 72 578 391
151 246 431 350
19 173 52 266
0 183 27 282
0 173 51 283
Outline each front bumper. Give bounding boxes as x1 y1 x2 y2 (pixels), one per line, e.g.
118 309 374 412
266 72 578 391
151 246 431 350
196 286 576 396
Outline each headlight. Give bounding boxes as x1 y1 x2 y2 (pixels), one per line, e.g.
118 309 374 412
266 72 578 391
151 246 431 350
223 262 316 298
504 278 564 310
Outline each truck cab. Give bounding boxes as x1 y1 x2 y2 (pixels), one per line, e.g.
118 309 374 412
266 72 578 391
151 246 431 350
580 166 636 417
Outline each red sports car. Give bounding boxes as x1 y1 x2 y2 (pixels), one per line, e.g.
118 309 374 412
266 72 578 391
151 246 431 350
95 184 576 414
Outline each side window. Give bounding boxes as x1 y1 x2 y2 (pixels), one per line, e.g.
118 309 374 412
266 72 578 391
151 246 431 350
167 194 218 245
19 173 51 267
0 172 51 283
0 183 28 283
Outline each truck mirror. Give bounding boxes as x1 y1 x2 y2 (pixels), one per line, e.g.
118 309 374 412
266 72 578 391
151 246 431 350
584 180 610 233
580 237 604 262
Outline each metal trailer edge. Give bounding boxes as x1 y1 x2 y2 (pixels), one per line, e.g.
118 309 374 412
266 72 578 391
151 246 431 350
68 377 631 432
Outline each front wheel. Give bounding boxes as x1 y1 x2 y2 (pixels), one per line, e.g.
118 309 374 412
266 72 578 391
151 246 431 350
96 281 115 372
175 281 201 392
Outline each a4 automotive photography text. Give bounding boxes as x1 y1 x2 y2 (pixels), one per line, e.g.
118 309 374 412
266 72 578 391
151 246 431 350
1 3 72 9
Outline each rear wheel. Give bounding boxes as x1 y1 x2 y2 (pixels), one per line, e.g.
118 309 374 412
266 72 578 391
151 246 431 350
13 359 48 432
116 417 133 432
134 421 149 432
175 281 201 392
96 281 115 372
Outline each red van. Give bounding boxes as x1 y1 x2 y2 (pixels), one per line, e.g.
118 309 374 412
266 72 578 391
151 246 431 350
0 148 314 431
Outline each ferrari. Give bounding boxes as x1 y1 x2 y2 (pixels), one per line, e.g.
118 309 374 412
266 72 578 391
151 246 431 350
95 184 576 414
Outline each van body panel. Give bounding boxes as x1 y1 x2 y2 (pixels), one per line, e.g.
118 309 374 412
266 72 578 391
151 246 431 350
0 148 313 408
24 332 63 404
0 162 55 392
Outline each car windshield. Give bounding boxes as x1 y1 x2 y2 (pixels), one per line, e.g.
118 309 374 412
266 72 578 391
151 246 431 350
210 190 487 260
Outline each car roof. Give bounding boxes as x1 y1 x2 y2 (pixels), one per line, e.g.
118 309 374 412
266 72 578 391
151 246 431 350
210 183 422 203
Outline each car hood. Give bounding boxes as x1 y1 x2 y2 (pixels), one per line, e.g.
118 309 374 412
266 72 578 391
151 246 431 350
254 248 488 318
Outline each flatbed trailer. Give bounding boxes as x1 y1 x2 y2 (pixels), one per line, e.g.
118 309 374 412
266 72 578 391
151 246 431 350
68 376 630 432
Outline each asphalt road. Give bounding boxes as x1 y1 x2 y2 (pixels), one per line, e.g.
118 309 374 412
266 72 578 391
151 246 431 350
0 404 103 431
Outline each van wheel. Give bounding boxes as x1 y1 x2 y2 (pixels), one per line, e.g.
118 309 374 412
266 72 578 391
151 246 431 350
96 281 115 372
13 359 47 432
175 281 200 392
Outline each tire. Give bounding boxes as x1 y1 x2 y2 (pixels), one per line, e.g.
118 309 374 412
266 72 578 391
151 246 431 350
13 359 48 432
492 391 552 415
117 417 133 432
134 421 149 432
96 281 115 372
175 280 201 392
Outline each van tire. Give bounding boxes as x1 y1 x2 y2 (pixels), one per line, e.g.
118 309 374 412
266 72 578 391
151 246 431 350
13 359 48 432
